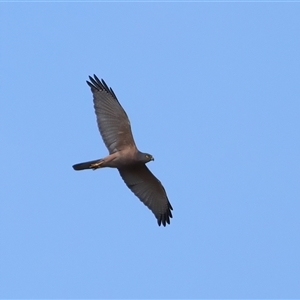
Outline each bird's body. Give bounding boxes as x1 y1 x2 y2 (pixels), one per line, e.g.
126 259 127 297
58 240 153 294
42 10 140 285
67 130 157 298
73 148 146 169
73 75 173 226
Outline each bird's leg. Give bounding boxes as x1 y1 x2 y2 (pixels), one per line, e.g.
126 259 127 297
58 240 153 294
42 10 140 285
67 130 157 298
90 160 104 170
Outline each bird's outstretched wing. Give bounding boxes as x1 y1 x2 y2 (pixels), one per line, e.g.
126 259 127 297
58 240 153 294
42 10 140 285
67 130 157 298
118 165 173 226
87 75 137 153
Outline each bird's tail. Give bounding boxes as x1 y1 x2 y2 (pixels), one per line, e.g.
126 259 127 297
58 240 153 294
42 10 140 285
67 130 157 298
72 159 104 171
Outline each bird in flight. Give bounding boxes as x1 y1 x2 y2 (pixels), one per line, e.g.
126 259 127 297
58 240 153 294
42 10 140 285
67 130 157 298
73 75 173 226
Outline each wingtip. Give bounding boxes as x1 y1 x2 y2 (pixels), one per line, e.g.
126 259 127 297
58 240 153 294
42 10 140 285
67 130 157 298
157 206 173 227
157 218 171 227
86 74 112 94
93 74 101 83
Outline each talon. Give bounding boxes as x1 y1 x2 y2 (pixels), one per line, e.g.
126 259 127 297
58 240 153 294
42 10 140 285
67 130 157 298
90 161 103 170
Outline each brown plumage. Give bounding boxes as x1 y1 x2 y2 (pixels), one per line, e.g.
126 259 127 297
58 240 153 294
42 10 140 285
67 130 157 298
73 75 173 226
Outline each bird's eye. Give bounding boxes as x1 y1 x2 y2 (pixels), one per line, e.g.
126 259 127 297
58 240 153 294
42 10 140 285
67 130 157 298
145 155 149 158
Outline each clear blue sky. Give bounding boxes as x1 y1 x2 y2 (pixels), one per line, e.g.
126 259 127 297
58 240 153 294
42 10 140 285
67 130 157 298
1 2 299 298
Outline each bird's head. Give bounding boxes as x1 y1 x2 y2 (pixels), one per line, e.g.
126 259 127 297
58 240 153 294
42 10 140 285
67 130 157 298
138 151 154 163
